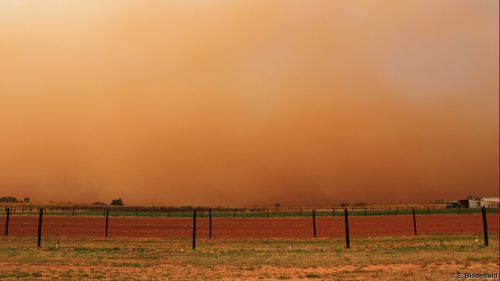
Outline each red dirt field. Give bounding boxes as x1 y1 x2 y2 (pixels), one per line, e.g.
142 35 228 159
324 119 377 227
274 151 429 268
0 214 497 238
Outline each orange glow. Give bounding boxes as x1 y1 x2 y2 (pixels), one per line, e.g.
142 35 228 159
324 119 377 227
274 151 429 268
0 1 498 206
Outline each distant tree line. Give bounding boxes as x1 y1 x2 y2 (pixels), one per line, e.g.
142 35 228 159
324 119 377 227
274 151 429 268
0 196 30 203
92 198 125 206
0 196 124 206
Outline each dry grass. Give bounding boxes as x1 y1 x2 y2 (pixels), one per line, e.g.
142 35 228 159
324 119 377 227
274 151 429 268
0 234 498 280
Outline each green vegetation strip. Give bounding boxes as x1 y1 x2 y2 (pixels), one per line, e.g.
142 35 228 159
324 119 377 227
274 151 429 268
2 207 498 218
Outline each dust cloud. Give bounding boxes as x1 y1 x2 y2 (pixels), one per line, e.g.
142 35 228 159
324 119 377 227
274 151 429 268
0 1 498 206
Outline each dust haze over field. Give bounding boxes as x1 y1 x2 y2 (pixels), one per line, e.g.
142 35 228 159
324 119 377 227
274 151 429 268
0 1 498 207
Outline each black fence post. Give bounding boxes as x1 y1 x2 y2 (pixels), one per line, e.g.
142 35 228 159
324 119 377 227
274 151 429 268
332 208 335 216
364 208 367 216
312 210 317 238
192 210 197 250
37 208 43 248
105 209 109 238
209 209 212 239
481 207 488 246
266 209 269 218
233 209 236 218
412 208 417 235
4 207 10 236
344 208 350 248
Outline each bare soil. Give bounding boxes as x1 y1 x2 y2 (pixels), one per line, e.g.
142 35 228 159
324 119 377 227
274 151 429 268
0 214 497 238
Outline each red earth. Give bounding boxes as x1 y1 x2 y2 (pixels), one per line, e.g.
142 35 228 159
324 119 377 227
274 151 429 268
0 214 497 238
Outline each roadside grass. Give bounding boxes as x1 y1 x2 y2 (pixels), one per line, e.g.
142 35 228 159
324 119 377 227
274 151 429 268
0 234 497 280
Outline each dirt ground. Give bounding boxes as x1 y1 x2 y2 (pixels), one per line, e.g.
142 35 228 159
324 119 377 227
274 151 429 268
0 234 498 280
1 214 497 238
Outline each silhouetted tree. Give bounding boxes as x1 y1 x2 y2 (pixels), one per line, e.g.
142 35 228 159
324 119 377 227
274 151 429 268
111 198 124 206
0 196 18 203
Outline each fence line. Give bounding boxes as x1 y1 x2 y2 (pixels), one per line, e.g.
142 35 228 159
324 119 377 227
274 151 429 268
1 205 498 218
0 210 497 249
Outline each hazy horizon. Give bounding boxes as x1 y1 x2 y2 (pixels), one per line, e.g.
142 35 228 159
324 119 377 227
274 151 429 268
0 0 498 207
0 196 497 208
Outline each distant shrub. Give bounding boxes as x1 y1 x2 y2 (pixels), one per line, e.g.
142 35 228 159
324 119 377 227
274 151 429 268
340 202 349 207
93 202 107 206
111 198 124 206
0 196 18 203
354 202 366 206
22 197 30 203
305 273 320 278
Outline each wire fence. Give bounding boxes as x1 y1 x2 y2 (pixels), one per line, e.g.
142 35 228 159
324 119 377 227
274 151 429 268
0 206 497 249
0 204 497 218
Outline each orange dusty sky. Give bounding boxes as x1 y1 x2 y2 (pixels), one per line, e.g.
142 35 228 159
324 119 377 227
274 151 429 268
0 1 498 207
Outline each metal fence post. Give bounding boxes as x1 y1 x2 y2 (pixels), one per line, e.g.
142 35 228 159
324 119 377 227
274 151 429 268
209 209 212 239
105 209 109 238
481 207 488 246
37 208 43 248
4 207 10 236
412 208 417 235
192 210 197 250
344 208 350 249
312 210 317 238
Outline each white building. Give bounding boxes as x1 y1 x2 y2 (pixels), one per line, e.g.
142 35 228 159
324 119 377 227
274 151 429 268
467 199 481 208
480 197 499 207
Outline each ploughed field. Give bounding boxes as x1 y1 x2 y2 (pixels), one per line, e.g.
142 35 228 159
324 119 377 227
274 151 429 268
1 214 497 238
